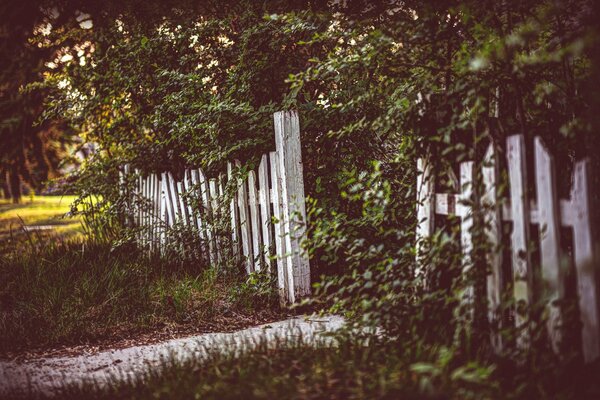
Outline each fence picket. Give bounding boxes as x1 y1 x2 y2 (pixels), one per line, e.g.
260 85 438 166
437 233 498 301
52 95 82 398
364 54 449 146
534 137 563 353
274 110 310 303
416 157 434 282
199 170 217 265
166 172 180 224
190 170 208 258
209 178 221 264
235 160 253 273
177 181 189 226
270 151 288 301
482 144 504 352
136 171 142 241
143 175 149 246
248 170 263 272
153 173 160 251
258 154 273 272
183 170 198 230
160 174 168 248
507 134 532 347
227 162 241 260
570 160 600 363
458 161 475 315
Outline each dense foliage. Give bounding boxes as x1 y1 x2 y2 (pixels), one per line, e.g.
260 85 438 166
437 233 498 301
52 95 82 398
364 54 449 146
35 0 599 342
2 0 599 396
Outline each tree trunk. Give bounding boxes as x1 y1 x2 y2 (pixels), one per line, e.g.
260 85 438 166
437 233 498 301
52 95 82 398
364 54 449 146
8 168 22 204
1 171 11 200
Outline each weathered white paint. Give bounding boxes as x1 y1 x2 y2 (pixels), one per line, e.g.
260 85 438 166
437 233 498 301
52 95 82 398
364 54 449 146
167 172 181 223
482 144 503 352
176 181 189 226
270 151 288 301
248 170 263 272
227 162 241 260
435 193 457 216
235 160 253 274
183 170 198 231
198 169 217 266
209 178 222 265
161 172 175 226
274 110 310 303
416 157 434 281
458 161 475 311
570 159 599 363
507 134 532 347
534 137 563 354
258 154 273 272
190 169 209 258
159 174 168 248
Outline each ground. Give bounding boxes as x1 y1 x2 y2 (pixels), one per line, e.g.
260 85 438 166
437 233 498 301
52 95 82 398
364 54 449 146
0 316 344 398
0 196 286 358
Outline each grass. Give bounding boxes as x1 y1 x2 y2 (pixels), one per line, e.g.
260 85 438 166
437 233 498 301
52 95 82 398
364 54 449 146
0 241 282 354
0 195 82 253
47 334 599 400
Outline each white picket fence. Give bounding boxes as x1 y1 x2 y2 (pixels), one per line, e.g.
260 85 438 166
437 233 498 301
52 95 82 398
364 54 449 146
416 134 599 363
121 111 311 304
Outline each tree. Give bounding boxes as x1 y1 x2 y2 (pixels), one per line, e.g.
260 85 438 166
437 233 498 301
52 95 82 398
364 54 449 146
0 2 76 202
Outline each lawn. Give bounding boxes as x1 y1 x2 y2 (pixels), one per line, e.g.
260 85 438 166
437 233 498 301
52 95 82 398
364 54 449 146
0 240 283 355
0 195 82 253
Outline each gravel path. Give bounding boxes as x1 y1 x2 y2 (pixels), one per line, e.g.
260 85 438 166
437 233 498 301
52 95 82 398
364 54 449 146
0 315 344 398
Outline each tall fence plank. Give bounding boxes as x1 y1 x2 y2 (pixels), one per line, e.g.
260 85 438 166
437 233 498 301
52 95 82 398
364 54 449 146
258 154 273 272
161 172 175 227
270 151 288 301
183 170 198 231
534 137 563 353
177 182 189 226
458 161 475 315
199 169 217 265
416 157 434 282
227 162 241 260
248 170 262 271
209 178 222 265
235 160 253 274
482 144 504 352
274 110 311 303
570 159 600 363
507 134 532 346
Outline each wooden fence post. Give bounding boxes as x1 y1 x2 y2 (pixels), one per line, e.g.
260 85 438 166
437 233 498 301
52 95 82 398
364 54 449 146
227 162 241 261
258 154 273 272
274 110 310 303
235 160 253 274
457 161 475 323
482 144 504 352
270 150 289 302
416 157 434 281
248 170 263 271
570 159 600 363
507 134 533 348
534 137 564 354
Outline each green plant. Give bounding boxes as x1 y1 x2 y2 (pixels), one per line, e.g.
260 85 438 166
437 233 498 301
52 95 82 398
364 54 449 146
0 240 282 353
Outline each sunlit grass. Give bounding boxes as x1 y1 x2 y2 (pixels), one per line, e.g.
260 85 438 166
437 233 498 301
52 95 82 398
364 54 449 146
0 195 83 250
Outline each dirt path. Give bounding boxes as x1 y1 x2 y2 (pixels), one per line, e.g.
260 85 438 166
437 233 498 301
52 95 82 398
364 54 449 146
0 315 344 398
